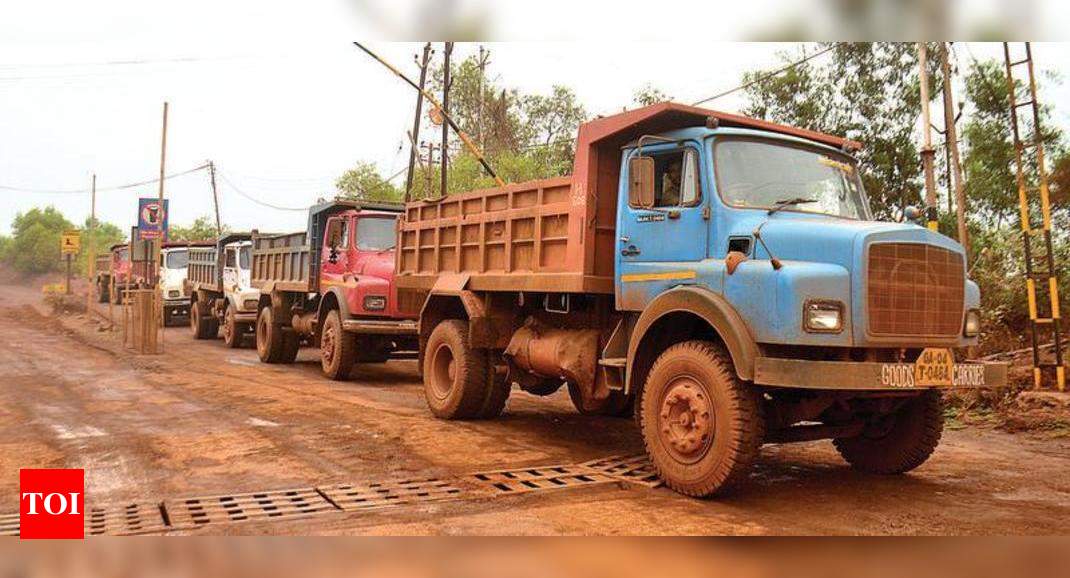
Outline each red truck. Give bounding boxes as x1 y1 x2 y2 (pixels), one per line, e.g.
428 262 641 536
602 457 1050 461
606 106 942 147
250 200 418 379
94 243 140 304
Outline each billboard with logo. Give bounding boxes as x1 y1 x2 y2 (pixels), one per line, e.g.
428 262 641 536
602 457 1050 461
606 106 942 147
137 198 169 240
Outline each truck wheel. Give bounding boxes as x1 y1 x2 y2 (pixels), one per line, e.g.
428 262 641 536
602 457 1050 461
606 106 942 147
97 281 109 303
476 352 511 419
257 306 287 363
110 282 121 305
321 309 356 380
639 340 764 497
423 320 496 420
190 302 217 339
163 308 173 327
222 304 243 349
833 389 944 474
280 331 300 364
568 382 634 417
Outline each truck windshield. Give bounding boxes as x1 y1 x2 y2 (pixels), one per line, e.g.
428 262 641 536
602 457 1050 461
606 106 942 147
356 217 397 251
165 249 188 269
714 138 868 219
239 246 251 270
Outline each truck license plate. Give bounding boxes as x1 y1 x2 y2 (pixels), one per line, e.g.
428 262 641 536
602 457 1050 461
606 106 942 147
914 348 954 386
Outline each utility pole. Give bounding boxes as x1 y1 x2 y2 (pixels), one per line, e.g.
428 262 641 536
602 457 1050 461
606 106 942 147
208 160 222 235
917 42 938 231
155 101 169 351
423 141 438 197
940 43 969 259
404 43 432 202
86 174 97 314
441 41 453 199
478 45 488 148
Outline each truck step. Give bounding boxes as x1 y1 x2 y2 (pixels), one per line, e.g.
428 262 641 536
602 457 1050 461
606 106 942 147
342 319 418 335
598 357 627 368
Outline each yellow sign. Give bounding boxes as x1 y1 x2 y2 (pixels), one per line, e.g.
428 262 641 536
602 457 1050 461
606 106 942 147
60 230 81 255
914 348 954 387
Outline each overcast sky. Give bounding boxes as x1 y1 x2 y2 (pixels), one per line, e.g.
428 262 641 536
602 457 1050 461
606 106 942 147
2 1 1069 236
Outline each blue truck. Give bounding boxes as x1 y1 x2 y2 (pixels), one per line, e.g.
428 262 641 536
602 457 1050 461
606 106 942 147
394 103 1008 497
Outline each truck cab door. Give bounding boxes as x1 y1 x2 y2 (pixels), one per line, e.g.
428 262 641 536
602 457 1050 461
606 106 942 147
320 216 350 283
616 143 709 311
222 247 238 292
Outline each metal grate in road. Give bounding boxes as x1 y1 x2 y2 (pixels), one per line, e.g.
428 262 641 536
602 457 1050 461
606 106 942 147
0 512 18 537
165 487 335 529
468 464 612 495
86 502 170 536
582 454 663 488
320 477 464 512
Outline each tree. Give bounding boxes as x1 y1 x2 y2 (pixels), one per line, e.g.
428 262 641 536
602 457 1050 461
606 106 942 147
335 161 402 202
633 84 671 107
77 217 124 275
741 43 933 219
169 216 224 243
5 207 74 274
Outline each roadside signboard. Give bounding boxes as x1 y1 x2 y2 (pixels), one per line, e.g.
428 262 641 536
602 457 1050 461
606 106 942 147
137 198 169 240
60 230 81 255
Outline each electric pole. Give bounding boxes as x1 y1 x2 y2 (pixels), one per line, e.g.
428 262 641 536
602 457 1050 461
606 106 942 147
87 173 97 314
918 42 938 231
940 43 969 260
405 43 432 202
424 141 438 197
441 41 453 199
208 160 222 235
155 101 169 351
478 45 488 148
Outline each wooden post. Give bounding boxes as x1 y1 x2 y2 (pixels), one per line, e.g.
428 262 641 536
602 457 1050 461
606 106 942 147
441 41 453 198
917 43 938 231
940 43 970 260
65 254 72 295
405 43 432 202
155 101 169 353
87 174 96 313
208 160 222 235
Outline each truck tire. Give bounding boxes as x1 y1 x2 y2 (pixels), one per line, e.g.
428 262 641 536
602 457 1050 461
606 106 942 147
639 340 764 497
279 330 300 364
833 389 944 474
568 382 634 417
321 309 357 380
423 320 497 420
110 282 121 305
222 304 243 349
257 306 287 363
476 352 511 419
97 280 109 303
190 302 218 339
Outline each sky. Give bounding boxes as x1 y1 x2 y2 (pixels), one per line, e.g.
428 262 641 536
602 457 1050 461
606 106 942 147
2 1 1070 237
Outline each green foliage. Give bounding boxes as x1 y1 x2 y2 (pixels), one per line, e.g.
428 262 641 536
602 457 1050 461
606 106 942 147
633 84 671 107
335 161 403 202
5 207 74 274
169 216 225 243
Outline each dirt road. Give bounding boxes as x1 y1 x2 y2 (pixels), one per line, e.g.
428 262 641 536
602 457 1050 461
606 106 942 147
1 283 1068 535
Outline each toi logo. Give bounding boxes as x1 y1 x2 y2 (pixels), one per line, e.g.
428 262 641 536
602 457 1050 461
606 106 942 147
19 469 84 539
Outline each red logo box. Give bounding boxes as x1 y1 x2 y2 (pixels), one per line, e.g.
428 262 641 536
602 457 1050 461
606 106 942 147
19 469 84 539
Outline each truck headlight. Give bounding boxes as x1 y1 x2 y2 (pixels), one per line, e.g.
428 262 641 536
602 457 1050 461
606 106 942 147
363 295 386 311
963 309 981 337
804 300 844 333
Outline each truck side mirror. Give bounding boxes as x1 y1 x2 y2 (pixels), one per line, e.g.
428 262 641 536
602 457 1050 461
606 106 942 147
628 156 656 209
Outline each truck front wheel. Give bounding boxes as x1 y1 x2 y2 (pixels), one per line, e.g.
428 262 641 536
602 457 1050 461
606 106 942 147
190 301 218 339
222 304 243 349
639 340 764 497
321 309 356 380
833 389 943 474
257 306 291 363
423 320 506 420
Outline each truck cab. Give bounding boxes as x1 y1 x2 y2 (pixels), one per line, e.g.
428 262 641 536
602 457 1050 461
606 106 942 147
320 208 409 320
159 243 192 325
222 239 256 312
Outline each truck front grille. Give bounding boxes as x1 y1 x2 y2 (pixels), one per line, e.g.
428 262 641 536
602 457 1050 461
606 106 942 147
867 242 964 338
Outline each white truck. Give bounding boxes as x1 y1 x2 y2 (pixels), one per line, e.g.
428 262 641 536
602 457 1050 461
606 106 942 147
160 243 195 325
186 233 260 347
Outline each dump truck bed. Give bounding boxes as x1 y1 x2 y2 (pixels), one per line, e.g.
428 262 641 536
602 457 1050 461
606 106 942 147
187 245 221 293
251 231 312 293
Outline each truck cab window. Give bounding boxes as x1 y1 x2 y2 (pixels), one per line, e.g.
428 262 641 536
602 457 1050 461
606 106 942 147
653 149 700 208
326 218 348 250
356 217 397 251
225 249 237 268
239 246 250 270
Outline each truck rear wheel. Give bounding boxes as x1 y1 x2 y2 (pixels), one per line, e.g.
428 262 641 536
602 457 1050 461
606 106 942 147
257 306 293 363
222 304 243 349
97 280 109 303
833 389 943 474
321 309 357 380
639 340 764 497
190 301 218 339
423 320 502 420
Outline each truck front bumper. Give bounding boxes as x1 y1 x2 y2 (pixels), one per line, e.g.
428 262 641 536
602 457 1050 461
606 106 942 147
753 356 1008 391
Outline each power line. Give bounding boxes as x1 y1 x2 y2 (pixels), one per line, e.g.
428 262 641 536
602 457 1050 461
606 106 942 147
216 172 309 212
691 44 838 106
0 163 208 195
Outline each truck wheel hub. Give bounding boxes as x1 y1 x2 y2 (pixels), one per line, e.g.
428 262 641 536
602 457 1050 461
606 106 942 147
322 326 336 364
659 379 713 459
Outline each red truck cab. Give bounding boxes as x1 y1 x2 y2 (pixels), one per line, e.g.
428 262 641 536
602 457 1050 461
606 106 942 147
320 209 412 320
